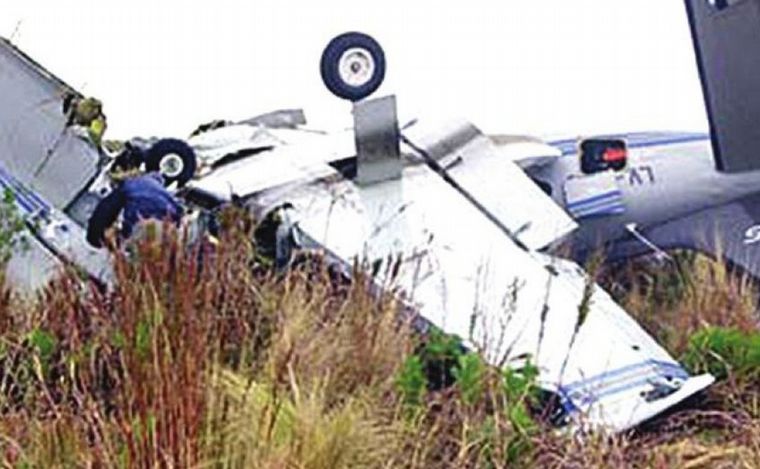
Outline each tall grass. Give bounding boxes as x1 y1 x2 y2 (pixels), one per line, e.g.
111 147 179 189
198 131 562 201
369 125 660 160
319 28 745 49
0 216 465 467
0 218 758 467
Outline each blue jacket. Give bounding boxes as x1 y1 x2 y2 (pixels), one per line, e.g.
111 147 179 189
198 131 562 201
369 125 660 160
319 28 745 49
86 172 183 247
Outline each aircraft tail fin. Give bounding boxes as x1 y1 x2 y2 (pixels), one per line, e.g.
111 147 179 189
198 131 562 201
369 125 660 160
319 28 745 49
685 0 760 173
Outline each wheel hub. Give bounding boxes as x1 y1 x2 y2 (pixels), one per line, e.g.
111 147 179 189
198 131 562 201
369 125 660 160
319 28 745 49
159 153 184 178
338 48 375 87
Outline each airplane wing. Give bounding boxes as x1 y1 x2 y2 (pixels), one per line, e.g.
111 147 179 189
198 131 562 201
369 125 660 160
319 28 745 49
193 115 577 252
0 38 112 293
0 37 101 209
252 119 713 432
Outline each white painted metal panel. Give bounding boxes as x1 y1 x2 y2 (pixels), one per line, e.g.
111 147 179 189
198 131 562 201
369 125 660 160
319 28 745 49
0 38 100 209
403 119 577 250
272 162 711 431
189 129 353 199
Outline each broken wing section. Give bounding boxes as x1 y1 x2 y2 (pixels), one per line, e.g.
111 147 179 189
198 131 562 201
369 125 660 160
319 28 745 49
257 158 712 432
189 128 353 199
0 37 100 209
0 160 112 293
403 119 576 250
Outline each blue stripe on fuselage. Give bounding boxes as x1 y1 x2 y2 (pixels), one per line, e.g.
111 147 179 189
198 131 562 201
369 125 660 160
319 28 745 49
549 132 710 157
566 190 622 209
0 164 51 216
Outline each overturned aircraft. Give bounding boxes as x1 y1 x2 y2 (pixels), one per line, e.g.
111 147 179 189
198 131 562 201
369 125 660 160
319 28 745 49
0 26 715 433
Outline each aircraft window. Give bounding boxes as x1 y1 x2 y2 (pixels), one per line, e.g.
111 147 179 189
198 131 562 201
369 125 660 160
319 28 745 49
707 0 745 10
579 139 628 175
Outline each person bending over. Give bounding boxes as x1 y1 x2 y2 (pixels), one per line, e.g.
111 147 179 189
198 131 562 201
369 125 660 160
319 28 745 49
86 151 183 248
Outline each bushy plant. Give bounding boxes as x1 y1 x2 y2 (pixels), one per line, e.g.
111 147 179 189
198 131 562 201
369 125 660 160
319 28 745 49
682 327 760 380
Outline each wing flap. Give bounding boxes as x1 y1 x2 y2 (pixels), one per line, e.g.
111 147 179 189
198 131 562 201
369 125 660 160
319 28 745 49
403 119 577 250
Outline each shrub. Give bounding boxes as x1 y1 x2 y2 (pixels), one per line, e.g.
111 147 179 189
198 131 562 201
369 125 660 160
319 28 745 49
682 327 760 380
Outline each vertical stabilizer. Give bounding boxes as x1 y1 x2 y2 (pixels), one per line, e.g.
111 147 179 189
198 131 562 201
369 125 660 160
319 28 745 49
685 0 760 172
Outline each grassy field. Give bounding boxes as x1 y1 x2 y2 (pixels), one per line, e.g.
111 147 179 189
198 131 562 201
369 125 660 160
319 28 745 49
0 214 759 468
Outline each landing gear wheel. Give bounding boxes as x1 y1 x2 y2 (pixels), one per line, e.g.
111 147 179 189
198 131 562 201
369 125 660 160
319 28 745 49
320 32 386 102
145 138 197 187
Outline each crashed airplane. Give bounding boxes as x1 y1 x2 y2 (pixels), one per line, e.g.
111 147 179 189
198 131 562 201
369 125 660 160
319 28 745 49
0 26 715 434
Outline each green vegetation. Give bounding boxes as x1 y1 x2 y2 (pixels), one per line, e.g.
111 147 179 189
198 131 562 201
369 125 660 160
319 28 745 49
0 188 28 265
683 327 760 380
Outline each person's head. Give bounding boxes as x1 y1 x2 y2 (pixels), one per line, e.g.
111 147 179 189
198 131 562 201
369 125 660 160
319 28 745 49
76 97 102 120
108 142 144 183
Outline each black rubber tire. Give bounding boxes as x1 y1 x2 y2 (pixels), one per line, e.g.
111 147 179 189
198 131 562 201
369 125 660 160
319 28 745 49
320 32 386 102
145 138 197 187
